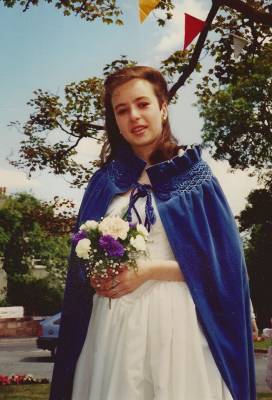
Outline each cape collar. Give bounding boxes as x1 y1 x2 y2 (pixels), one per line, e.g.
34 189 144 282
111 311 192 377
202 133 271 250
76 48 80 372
114 141 203 192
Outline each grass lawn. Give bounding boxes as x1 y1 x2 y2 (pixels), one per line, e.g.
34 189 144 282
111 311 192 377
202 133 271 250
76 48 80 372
0 384 50 399
255 338 271 352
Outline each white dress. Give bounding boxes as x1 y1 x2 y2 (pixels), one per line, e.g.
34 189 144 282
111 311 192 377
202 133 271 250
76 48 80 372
72 190 233 400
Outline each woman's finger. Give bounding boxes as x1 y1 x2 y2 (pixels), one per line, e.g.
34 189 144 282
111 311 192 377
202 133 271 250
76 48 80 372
90 277 98 288
90 275 110 288
90 267 126 291
98 283 126 297
110 288 130 299
107 284 131 298
98 278 121 291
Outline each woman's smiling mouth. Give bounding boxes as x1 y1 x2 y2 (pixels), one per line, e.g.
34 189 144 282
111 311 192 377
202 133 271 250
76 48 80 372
131 125 148 135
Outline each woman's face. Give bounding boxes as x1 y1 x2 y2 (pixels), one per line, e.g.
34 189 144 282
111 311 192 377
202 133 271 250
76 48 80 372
111 78 167 160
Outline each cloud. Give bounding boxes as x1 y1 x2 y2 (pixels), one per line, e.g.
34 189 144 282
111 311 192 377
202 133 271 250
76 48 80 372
0 168 41 190
152 0 209 59
72 138 102 164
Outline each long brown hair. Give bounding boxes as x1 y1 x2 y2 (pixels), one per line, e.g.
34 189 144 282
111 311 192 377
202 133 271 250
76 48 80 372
99 65 183 166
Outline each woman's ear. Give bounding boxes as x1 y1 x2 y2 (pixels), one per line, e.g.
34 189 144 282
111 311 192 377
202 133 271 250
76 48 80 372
161 102 168 122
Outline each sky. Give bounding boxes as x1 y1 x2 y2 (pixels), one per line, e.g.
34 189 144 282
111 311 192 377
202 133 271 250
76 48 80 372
0 0 259 217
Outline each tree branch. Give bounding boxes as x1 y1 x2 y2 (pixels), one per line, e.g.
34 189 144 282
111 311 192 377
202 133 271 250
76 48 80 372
56 120 76 137
87 122 105 131
223 0 272 26
168 0 271 101
58 129 104 157
56 119 104 138
75 0 88 15
168 1 220 101
58 136 83 157
22 0 32 12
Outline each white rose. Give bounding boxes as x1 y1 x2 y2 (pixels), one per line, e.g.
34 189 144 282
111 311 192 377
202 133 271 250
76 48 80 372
130 235 146 252
80 220 98 232
136 223 149 238
75 238 91 259
98 216 129 240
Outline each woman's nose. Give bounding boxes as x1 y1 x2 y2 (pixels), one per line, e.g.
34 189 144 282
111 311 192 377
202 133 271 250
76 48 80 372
129 106 141 120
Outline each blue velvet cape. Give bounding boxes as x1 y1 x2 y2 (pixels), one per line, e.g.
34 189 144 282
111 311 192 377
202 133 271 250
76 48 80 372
50 143 256 400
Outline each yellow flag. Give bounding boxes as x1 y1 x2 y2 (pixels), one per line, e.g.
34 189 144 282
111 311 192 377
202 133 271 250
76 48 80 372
139 0 160 23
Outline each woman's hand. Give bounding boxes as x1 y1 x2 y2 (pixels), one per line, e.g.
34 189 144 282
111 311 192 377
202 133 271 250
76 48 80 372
90 259 185 299
90 264 149 299
252 318 259 341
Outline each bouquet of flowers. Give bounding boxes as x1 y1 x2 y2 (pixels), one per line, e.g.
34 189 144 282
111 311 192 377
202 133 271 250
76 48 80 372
72 215 150 308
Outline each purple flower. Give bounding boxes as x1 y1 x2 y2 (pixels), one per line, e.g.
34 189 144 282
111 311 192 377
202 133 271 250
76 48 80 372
72 231 88 244
98 235 125 258
129 222 137 229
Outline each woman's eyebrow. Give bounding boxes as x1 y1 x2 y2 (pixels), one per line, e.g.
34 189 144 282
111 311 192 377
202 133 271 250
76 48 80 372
114 96 150 110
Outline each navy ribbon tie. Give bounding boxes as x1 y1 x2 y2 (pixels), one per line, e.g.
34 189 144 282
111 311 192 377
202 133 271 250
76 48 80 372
125 182 156 232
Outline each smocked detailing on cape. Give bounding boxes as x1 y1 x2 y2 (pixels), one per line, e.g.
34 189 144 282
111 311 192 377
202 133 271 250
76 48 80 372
156 160 213 200
107 159 133 190
107 144 205 196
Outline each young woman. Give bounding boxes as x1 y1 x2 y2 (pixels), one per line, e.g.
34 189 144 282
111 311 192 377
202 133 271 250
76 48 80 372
50 66 256 400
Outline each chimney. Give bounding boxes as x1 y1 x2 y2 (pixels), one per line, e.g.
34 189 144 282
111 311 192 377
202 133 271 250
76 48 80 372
0 187 7 196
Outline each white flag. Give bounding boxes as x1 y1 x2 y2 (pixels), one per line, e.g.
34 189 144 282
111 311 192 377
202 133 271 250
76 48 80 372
232 34 248 58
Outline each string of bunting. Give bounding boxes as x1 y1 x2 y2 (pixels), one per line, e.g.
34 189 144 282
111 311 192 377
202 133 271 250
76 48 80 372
138 0 248 56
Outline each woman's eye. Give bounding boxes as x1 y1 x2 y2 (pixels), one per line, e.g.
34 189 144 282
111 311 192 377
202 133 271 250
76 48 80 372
116 103 149 115
117 109 127 115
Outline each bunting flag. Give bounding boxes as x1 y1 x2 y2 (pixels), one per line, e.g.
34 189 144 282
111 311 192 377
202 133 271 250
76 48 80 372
139 0 160 23
232 33 248 58
184 13 206 50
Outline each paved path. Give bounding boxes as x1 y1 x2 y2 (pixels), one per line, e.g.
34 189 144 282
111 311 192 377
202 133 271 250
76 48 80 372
255 351 272 393
0 338 271 393
0 337 53 380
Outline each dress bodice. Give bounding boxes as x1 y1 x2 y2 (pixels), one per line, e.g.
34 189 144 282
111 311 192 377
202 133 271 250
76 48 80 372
105 190 176 262
104 190 180 302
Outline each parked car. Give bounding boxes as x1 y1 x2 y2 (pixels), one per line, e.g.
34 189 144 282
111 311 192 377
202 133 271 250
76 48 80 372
36 312 61 358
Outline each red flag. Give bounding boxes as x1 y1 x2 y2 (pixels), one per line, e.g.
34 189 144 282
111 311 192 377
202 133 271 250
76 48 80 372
184 13 206 50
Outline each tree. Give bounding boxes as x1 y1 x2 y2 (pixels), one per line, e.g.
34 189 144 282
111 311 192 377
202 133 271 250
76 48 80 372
237 184 272 328
195 6 271 176
9 58 137 187
2 0 271 25
0 192 76 283
7 1 272 187
1 0 125 24
0 192 77 313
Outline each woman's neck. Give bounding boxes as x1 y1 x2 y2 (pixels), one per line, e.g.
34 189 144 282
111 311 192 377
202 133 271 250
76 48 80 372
131 146 152 166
